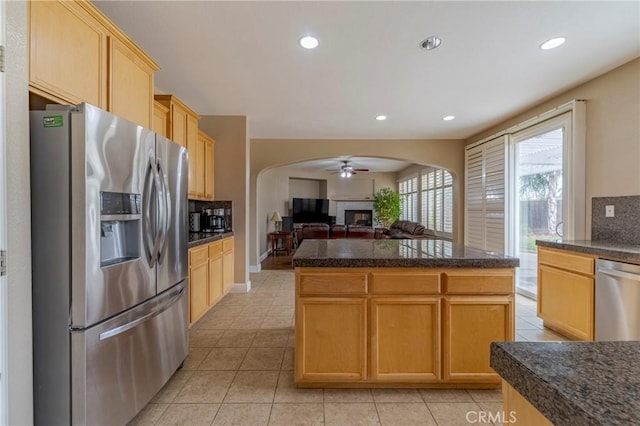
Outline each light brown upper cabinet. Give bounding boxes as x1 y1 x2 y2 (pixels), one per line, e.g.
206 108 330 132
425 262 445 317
153 100 170 138
29 0 159 128
200 131 215 200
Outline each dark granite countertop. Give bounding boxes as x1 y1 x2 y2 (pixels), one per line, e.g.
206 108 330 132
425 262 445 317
536 239 640 264
292 239 519 268
188 231 234 248
491 341 640 426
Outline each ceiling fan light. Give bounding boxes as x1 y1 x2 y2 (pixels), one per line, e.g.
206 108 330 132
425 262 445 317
346 171 352 178
340 171 347 178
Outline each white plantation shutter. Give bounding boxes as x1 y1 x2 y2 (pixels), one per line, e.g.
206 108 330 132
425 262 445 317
465 136 507 252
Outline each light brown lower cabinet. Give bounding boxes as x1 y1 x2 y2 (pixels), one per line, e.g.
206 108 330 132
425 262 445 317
502 381 553 425
370 297 440 382
443 296 513 383
188 236 234 326
296 297 367 383
295 267 515 387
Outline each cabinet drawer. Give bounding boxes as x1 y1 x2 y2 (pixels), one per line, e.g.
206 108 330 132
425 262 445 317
370 272 441 294
189 245 208 267
222 237 234 252
298 273 368 295
538 247 595 275
209 241 222 257
444 270 514 294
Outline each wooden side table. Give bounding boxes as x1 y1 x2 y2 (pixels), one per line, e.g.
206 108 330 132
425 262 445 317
269 231 293 256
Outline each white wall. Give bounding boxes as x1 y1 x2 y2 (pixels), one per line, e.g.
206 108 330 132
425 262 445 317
6 1 34 423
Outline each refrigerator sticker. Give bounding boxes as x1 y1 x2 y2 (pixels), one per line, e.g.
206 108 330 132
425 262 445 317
43 115 63 127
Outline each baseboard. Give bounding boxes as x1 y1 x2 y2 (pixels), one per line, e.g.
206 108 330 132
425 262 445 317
249 264 262 273
250 250 271 273
231 280 251 293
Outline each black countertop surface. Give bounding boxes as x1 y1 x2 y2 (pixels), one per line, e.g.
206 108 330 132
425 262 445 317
491 341 640 426
536 239 640 264
188 231 234 248
292 239 519 268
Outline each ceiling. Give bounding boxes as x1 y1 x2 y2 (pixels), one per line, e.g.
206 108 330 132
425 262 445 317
286 156 413 174
94 1 639 142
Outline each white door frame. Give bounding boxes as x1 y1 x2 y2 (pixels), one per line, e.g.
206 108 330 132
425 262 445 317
0 0 8 422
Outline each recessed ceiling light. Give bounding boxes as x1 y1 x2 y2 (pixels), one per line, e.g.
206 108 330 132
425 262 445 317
540 37 566 50
299 35 319 49
376 115 387 121
443 115 455 121
419 36 442 51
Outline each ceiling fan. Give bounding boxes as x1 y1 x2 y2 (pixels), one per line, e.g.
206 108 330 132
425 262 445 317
327 160 369 178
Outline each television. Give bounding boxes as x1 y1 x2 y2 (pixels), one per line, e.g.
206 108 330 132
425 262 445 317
291 198 330 224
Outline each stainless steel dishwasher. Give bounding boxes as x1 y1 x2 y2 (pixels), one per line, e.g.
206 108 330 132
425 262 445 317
595 259 640 340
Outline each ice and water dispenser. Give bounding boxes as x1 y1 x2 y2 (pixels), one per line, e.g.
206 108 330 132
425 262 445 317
100 192 142 266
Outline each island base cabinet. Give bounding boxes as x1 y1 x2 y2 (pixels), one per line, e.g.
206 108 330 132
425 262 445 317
370 297 440 382
443 297 513 383
296 298 367 383
502 381 553 425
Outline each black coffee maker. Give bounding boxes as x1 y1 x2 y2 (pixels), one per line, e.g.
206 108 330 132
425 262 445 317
202 208 226 232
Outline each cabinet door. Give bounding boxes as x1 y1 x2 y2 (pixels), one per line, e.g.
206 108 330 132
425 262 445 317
189 262 209 325
186 114 200 198
538 265 594 340
443 296 513 383
222 242 234 294
296 297 367 383
204 137 214 200
195 133 206 198
153 101 169 137
108 36 154 128
29 0 107 107
208 255 223 307
170 103 188 148
370 297 440 382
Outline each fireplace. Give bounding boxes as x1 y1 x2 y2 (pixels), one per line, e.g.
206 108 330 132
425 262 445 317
345 210 373 227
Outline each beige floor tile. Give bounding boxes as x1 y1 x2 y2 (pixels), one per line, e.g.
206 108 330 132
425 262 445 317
477 402 507 426
376 402 436 426
182 347 210 370
274 371 323 403
324 403 380 426
268 306 294 317
156 403 220 425
269 403 324 425
419 389 473 403
517 329 566 341
240 306 271 317
287 331 296 348
225 370 280 403
216 330 258 347
151 370 193 403
261 316 293 329
323 388 373 403
515 318 540 330
197 316 236 330
515 333 529 341
426 402 482 426
372 388 423 403
230 316 266 330
174 370 236 403
281 348 294 371
240 347 285 370
212 403 272 426
253 329 290 347
467 389 503 402
127 403 169 425
189 329 226 347
199 347 248 370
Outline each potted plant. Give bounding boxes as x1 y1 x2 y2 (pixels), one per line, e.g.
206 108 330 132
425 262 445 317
373 187 401 229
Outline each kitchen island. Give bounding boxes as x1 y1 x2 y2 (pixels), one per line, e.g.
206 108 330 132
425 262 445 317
491 341 640 425
292 239 519 388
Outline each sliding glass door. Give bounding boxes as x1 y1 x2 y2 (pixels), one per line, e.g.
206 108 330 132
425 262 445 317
511 114 571 299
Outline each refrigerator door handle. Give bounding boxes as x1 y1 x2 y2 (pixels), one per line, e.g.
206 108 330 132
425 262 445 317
152 160 164 262
99 286 185 341
156 161 171 264
142 158 157 267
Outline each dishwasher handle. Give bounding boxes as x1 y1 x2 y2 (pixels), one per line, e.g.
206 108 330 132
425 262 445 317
598 268 640 282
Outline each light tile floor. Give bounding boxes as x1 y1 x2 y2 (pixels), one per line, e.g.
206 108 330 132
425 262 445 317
129 270 567 426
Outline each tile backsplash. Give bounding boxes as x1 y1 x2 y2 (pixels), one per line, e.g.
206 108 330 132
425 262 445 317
591 195 640 244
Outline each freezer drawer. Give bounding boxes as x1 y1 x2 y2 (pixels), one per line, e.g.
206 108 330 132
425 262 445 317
71 282 188 425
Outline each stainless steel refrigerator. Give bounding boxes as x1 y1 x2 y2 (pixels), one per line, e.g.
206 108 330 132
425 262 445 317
30 103 189 425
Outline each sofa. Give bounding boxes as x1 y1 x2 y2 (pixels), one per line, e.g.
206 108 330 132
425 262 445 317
297 223 377 242
381 220 439 239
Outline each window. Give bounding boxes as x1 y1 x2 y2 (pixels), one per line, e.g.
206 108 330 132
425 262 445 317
421 169 453 236
398 176 418 221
